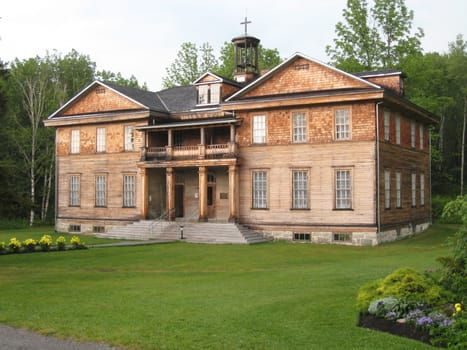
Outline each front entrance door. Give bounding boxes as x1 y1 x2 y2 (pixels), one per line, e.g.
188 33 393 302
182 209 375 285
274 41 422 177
175 184 184 217
207 184 215 218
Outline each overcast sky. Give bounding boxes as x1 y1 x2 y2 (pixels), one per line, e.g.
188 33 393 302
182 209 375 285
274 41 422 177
1 0 466 91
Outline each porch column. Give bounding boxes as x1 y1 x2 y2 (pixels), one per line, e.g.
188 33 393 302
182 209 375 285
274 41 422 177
228 165 238 222
198 166 208 221
199 127 206 159
229 124 237 155
166 129 173 160
141 168 148 219
166 167 175 221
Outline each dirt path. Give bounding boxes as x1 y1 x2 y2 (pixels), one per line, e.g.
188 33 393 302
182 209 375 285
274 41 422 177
0 324 121 350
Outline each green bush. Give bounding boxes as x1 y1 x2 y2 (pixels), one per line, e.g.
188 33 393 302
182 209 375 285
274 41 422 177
357 267 449 312
432 195 456 223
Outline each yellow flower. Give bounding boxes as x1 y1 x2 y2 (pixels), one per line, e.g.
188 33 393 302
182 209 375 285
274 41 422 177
455 303 462 313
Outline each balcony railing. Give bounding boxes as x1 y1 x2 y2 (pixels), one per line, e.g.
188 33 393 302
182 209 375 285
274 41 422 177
143 143 237 161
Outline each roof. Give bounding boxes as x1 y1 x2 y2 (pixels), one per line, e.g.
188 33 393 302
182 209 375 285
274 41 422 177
193 72 243 87
156 86 198 112
353 69 405 78
136 117 238 131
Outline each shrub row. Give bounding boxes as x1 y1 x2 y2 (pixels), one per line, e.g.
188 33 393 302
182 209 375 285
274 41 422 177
0 235 86 255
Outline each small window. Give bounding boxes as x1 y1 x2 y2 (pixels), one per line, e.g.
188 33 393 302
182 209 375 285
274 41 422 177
292 170 309 209
123 174 136 207
253 115 266 144
69 225 81 233
124 126 135 151
411 173 417 207
71 130 80 154
384 170 391 209
335 109 350 140
96 127 106 153
93 226 105 233
396 171 402 208
419 125 424 150
384 110 390 141
410 121 416 148
292 112 307 143
395 114 401 145
333 233 352 242
293 233 311 241
252 171 267 209
420 173 425 206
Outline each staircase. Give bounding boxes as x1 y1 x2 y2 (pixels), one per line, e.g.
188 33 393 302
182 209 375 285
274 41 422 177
98 221 271 244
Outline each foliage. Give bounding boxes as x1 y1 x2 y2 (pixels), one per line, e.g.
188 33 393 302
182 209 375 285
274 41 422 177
96 70 147 90
56 236 66 251
0 241 6 254
432 195 456 222
326 0 423 71
70 235 86 249
356 267 449 311
22 238 37 252
39 234 52 251
430 309 467 349
8 237 22 252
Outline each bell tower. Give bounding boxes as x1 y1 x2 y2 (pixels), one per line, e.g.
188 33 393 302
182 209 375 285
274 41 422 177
232 17 260 83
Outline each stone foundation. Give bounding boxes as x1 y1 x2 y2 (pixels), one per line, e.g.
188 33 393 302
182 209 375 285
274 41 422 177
55 218 132 235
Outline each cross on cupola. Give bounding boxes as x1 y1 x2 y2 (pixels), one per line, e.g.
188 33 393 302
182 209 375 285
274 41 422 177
240 16 251 35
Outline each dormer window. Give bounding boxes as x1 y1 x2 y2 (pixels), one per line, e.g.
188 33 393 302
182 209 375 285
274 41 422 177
197 83 221 105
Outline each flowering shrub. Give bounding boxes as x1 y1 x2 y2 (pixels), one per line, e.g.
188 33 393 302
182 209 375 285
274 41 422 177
39 235 53 251
70 236 86 249
8 238 21 252
23 238 37 252
56 236 66 251
0 241 5 254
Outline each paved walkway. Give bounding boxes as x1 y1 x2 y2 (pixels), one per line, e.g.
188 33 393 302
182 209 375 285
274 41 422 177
0 324 120 350
89 239 175 248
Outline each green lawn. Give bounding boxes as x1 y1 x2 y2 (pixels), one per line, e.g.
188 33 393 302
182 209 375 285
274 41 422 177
0 224 458 350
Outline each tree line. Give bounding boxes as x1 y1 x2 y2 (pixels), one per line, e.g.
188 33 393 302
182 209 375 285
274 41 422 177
0 0 465 225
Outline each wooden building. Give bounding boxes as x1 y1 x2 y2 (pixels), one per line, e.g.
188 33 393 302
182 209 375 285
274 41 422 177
44 33 437 245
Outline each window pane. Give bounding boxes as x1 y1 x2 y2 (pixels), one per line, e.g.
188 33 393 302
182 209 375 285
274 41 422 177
293 171 308 208
419 125 424 150
71 130 80 154
125 126 135 151
336 170 351 209
335 110 350 140
95 175 106 207
411 122 416 148
69 175 80 206
252 171 267 208
253 115 266 143
420 174 425 206
292 112 307 143
411 173 417 206
210 84 221 104
123 175 136 207
96 128 106 153
396 171 402 208
384 170 391 209
395 114 401 145
384 110 390 141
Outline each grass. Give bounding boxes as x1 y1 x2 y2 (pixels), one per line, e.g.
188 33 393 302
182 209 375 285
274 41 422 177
0 225 131 245
0 224 458 350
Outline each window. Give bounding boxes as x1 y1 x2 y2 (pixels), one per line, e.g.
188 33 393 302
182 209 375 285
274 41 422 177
420 173 425 206
293 233 311 241
411 173 417 207
71 130 80 154
124 126 135 151
210 84 221 104
69 175 80 206
93 226 105 233
335 109 350 140
419 125 424 150
396 171 402 208
123 175 136 207
95 175 107 207
395 114 401 145
252 171 267 209
384 110 390 141
253 115 266 144
292 112 307 143
198 85 210 104
411 121 416 148
69 225 81 233
333 233 352 242
197 84 221 105
384 170 391 209
96 127 106 153
335 169 352 209
292 170 309 209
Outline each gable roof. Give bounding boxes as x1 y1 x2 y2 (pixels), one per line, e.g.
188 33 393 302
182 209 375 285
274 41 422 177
193 71 243 87
225 53 381 102
48 80 168 119
156 86 198 112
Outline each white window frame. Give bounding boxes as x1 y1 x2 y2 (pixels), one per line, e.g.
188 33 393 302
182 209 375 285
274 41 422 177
395 114 401 145
420 173 425 206
396 171 402 208
123 174 136 207
69 175 80 206
335 169 352 209
292 170 309 209
411 173 417 207
384 110 390 141
252 115 266 144
411 121 416 148
384 170 391 209
252 171 268 209
292 112 307 143
335 109 350 140
95 175 107 207
210 84 221 104
124 126 135 151
96 127 106 153
198 84 210 105
419 125 424 150
71 130 80 154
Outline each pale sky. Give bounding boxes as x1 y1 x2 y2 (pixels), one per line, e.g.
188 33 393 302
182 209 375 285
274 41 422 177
1 0 466 91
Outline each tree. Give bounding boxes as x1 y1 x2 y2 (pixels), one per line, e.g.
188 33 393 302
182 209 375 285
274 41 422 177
326 0 424 71
96 70 147 90
162 42 218 88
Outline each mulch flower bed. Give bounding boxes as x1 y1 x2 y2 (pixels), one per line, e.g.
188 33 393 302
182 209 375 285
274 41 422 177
358 313 434 346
